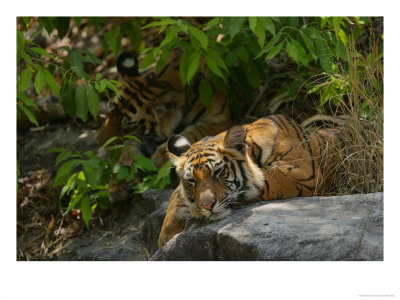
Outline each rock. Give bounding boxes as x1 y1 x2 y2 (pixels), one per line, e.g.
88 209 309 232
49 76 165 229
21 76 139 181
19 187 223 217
141 201 170 255
150 193 383 261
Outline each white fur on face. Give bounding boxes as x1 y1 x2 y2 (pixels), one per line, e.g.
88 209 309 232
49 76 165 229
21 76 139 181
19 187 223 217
122 58 136 68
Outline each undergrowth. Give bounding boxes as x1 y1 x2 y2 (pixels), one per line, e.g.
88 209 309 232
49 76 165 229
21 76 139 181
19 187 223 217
316 32 383 195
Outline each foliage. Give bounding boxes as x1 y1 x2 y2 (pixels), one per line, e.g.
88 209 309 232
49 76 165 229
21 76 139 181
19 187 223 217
17 17 146 125
49 136 171 227
139 17 376 119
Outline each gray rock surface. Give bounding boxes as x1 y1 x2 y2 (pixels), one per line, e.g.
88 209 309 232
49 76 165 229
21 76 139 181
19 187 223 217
150 193 383 261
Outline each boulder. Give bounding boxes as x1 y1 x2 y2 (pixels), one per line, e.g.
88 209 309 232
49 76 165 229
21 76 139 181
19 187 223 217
150 193 383 261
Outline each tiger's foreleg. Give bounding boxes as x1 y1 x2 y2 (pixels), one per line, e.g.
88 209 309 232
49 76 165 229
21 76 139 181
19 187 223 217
158 185 191 247
258 161 320 201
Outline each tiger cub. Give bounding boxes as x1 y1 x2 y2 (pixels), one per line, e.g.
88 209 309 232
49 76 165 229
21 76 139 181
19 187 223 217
158 114 346 247
97 52 231 203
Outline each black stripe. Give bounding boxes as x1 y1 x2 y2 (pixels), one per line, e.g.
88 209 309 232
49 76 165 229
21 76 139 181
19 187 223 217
251 142 263 168
297 129 316 182
276 115 290 132
264 179 270 195
264 116 283 130
157 63 170 78
283 115 304 147
294 181 315 190
192 105 207 123
296 185 303 197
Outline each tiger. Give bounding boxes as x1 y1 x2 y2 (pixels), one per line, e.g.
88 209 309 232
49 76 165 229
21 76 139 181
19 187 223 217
96 51 232 203
157 114 348 247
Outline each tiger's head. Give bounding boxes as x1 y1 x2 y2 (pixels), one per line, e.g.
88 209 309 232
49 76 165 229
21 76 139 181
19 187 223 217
167 126 265 221
96 52 185 146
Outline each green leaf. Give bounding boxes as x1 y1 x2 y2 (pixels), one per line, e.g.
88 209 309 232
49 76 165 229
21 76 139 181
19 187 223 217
55 151 73 166
106 81 120 97
199 78 213 110
248 17 257 32
142 19 177 29
54 17 70 40
123 135 142 143
20 17 31 30
253 19 266 48
82 161 97 187
286 39 309 66
131 154 157 172
332 17 342 37
160 26 179 47
39 66 60 96
73 17 82 27
55 46 71 53
225 50 238 66
38 17 55 35
205 17 220 28
53 159 81 186
189 26 208 50
70 51 83 77
61 79 76 118
17 91 37 109
95 78 107 93
19 104 39 127
140 48 158 70
236 45 249 62
265 41 284 60
30 47 53 58
116 165 130 181
246 62 260 88
102 136 120 148
179 50 191 86
64 191 84 216
207 48 228 72
59 184 74 200
17 30 25 64
78 49 103 65
18 68 33 91
259 17 276 35
75 85 88 122
46 147 68 154
205 55 225 81
156 49 170 70
229 17 245 40
300 29 316 60
80 194 92 228
34 70 45 96
86 84 99 121
186 52 201 84
315 34 333 73
259 26 287 57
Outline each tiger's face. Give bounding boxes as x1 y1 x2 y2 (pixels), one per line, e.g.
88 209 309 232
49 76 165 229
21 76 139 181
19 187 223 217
167 126 264 221
96 52 185 146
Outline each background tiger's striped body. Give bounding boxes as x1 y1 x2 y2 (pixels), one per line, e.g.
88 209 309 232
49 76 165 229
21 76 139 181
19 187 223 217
158 114 344 246
96 52 231 202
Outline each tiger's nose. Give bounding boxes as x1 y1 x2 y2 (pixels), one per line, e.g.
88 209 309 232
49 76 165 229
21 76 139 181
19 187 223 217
200 200 216 211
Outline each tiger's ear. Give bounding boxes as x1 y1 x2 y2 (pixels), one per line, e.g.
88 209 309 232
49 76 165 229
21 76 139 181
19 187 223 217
167 134 191 162
224 126 247 154
117 52 139 77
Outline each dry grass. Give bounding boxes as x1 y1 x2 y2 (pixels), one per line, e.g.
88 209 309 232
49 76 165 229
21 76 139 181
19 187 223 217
318 33 383 195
